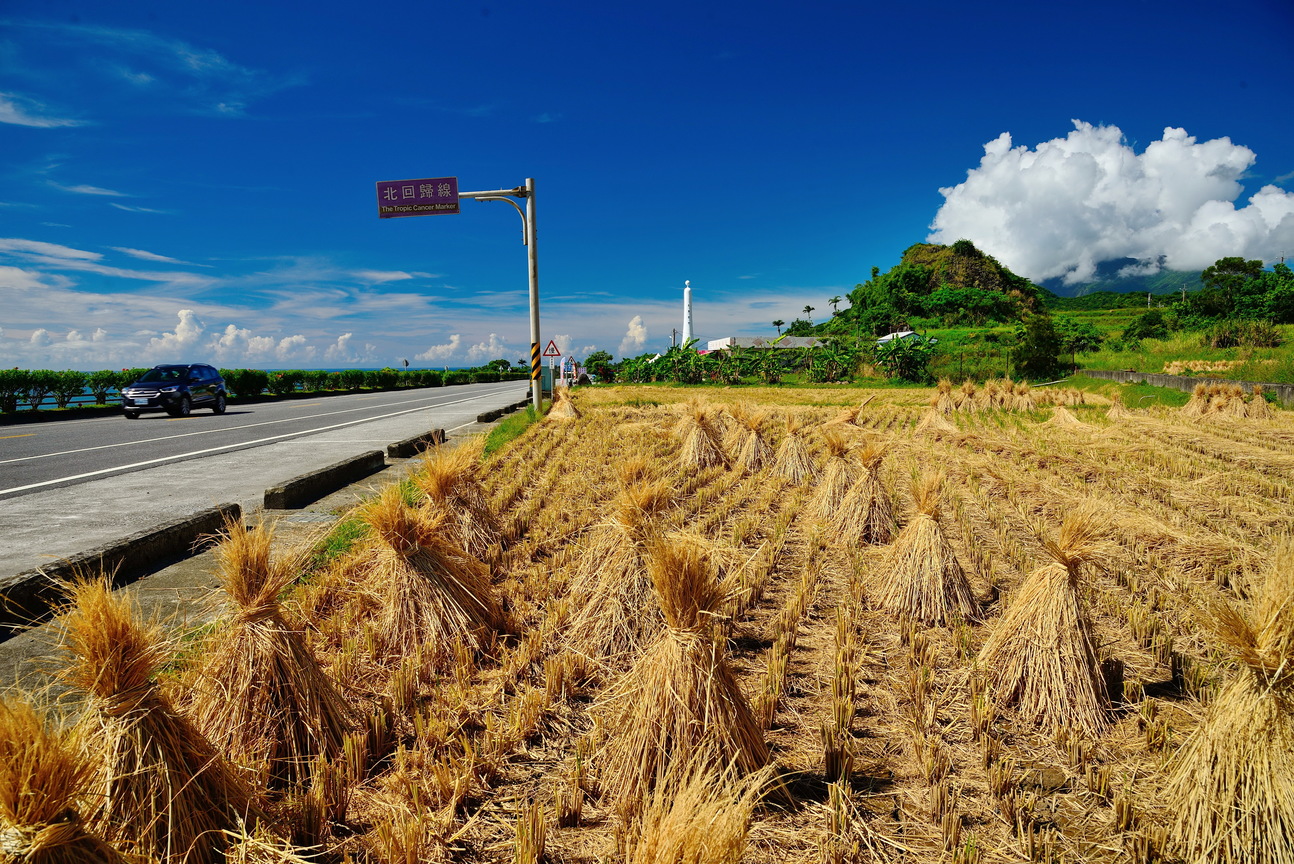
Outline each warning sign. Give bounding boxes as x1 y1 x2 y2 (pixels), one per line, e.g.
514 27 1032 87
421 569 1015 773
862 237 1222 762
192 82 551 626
542 340 562 357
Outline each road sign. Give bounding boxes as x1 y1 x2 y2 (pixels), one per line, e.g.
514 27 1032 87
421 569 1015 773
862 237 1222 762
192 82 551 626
542 340 561 357
376 177 460 218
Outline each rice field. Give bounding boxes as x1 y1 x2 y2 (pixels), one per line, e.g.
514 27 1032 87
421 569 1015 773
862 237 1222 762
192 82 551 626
3 379 1293 863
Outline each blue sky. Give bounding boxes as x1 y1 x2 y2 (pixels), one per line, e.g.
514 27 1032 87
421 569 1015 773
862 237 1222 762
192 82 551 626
2 0 1292 369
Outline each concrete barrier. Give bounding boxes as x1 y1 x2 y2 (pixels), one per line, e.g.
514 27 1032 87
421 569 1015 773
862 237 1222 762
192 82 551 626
387 428 447 459
1080 369 1294 405
264 450 386 510
476 409 502 423
0 502 240 639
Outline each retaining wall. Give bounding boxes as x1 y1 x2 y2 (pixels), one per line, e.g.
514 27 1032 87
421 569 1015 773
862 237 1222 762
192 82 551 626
1079 369 1294 406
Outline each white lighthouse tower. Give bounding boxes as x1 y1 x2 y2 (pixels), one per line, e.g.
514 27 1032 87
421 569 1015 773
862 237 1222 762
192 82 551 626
682 280 694 346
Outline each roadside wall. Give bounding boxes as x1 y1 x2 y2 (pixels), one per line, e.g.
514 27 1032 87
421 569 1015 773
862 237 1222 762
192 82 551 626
1080 369 1294 406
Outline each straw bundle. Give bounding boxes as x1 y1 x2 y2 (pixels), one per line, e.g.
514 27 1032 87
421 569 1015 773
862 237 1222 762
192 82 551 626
411 443 501 562
1105 392 1132 420
674 400 728 471
1012 381 1034 411
1167 538 1294 864
876 472 975 625
976 505 1113 735
186 519 352 790
811 428 860 520
549 385 581 420
772 415 817 484
982 379 1002 409
731 406 773 473
1042 406 1095 431
914 409 958 437
597 540 770 807
829 439 896 547
623 760 768 864
1181 383 1211 419
932 378 955 414
827 395 875 428
0 697 128 864
1249 385 1274 421
357 486 506 665
565 481 675 666
956 379 978 412
55 578 260 864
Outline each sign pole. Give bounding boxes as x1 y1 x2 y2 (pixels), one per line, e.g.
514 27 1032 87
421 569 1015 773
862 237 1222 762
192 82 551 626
526 177 541 413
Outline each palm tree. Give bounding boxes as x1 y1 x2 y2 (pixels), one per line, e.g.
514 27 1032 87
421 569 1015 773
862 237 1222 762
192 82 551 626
772 319 785 335
828 295 842 314
803 305 815 322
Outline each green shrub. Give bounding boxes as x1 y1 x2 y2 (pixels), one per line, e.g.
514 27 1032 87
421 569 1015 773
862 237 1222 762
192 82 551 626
268 370 304 396
445 371 470 386
221 368 269 398
22 370 57 410
0 369 29 413
1200 319 1284 349
50 370 88 409
86 370 119 405
339 369 365 390
302 370 331 391
421 370 444 387
469 370 502 384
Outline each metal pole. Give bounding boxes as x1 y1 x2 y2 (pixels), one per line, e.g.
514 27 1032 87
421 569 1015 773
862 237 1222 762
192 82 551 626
526 178 541 413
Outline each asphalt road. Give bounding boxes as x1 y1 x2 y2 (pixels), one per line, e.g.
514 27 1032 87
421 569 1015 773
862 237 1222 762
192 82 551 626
0 381 529 578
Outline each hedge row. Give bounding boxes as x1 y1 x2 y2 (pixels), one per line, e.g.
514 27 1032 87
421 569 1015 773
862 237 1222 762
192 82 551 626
0 367 530 412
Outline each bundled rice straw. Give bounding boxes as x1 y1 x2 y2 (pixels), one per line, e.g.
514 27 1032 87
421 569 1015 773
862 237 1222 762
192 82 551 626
956 379 978 412
0 697 128 863
828 395 875 428
914 408 958 437
829 439 896 547
811 428 860 520
55 577 260 864
674 399 728 471
549 385 581 420
1105 391 1132 420
357 485 506 665
596 540 770 807
772 414 817 484
1249 385 1275 421
186 519 353 790
876 472 975 625
1167 537 1294 864
730 405 772 473
565 480 675 666
932 378 955 414
623 760 770 864
976 504 1113 735
411 443 501 562
1042 405 1095 431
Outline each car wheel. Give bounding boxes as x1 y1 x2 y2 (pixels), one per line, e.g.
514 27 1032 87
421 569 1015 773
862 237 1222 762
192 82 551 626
124 411 140 420
167 396 191 418
212 393 227 414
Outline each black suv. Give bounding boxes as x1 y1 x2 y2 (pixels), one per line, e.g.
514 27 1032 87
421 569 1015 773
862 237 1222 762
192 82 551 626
121 364 227 419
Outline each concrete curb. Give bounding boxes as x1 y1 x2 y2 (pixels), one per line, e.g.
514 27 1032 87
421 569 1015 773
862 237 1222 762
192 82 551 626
0 502 240 639
1079 369 1294 405
264 450 386 510
387 428 447 459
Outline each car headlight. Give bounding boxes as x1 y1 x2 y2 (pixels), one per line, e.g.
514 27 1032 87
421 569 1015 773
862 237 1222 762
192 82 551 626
160 386 180 393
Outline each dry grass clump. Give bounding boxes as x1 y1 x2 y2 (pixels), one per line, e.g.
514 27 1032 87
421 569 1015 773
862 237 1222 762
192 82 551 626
914 408 958 437
1106 391 1133 420
411 443 502 561
356 485 506 665
931 378 955 414
829 439 896 546
622 760 768 864
596 540 770 808
0 697 128 863
812 427 860 520
773 414 817 484
976 504 1113 735
54 577 260 864
876 472 975 626
956 379 978 412
674 399 728 471
186 519 352 790
1042 405 1095 430
1180 382 1271 421
729 404 773 472
550 385 581 420
1167 537 1294 864
565 480 675 666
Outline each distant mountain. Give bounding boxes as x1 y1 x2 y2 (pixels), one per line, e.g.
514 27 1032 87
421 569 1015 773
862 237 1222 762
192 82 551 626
1040 259 1202 298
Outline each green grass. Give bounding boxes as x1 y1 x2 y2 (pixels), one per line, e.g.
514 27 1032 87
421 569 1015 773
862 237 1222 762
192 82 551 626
483 405 542 458
1065 374 1191 408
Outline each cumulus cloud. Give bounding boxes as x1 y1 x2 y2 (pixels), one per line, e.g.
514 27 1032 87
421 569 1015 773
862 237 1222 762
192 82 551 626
213 323 275 363
276 334 315 362
466 333 510 363
928 121 1294 284
551 334 573 356
416 334 461 362
619 315 648 357
146 308 206 357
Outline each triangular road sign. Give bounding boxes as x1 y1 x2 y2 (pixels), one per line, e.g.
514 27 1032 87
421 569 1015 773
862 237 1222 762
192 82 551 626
542 340 562 357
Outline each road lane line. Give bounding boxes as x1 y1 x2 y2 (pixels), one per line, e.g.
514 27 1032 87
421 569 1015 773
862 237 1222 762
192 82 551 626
0 392 524 496
0 434 35 440
0 387 523 467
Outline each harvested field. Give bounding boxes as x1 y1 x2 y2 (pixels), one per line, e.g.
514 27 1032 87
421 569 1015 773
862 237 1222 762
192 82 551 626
4 382 1293 863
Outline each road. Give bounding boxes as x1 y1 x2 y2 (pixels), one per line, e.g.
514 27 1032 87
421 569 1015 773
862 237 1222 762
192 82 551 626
0 381 528 578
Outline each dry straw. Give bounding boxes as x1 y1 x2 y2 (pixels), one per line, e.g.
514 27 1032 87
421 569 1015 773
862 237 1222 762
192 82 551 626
549 385 581 420
596 539 770 808
811 427 860 520
411 442 502 562
829 439 896 547
976 504 1113 735
565 480 675 666
1042 406 1095 431
773 414 817 484
730 404 773 473
356 485 506 666
0 697 128 863
1105 391 1132 420
674 399 728 471
622 760 769 864
186 518 353 790
1167 537 1294 864
54 577 260 864
877 471 976 626
932 378 956 415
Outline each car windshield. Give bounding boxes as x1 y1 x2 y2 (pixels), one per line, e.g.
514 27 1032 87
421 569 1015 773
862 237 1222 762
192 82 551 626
138 368 189 383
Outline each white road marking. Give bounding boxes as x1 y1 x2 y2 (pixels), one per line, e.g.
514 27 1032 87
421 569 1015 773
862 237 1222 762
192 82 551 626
0 390 523 496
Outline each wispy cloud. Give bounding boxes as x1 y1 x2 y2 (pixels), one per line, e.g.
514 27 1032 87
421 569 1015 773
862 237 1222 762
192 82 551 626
0 92 83 128
109 247 191 264
50 182 128 197
109 203 168 214
534 111 562 124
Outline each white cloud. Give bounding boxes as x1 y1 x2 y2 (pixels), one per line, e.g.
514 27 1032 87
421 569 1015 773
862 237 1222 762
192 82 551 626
0 238 102 261
619 315 648 357
929 121 1294 284
0 92 82 128
552 334 573 356
466 333 510 363
146 308 206 357
109 203 167 214
324 332 354 363
416 334 462 362
29 329 52 347
276 334 315 363
110 246 187 264
213 324 275 364
51 183 127 197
